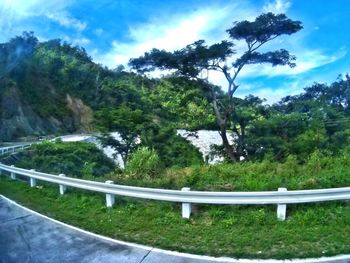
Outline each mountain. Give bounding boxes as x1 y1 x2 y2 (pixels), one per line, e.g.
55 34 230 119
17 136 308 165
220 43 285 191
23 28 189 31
0 32 145 141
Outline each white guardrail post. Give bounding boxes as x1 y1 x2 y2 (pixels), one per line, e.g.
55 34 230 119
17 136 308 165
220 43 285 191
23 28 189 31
105 180 115 207
59 174 67 195
29 169 37 187
1 163 350 220
277 187 287 221
181 187 192 219
10 165 16 180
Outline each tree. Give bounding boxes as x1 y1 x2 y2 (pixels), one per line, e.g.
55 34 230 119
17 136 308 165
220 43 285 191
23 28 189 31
231 95 267 159
94 106 147 166
129 13 303 161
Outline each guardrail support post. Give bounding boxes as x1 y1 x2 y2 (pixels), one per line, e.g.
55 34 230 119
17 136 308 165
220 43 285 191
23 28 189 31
10 165 16 180
277 187 287 221
181 187 192 219
59 174 67 195
30 169 37 188
105 180 115 208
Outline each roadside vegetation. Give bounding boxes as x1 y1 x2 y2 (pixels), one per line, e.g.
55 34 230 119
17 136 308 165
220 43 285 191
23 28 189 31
12 141 350 192
1 176 349 259
13 141 116 178
2 141 350 259
1 11 350 259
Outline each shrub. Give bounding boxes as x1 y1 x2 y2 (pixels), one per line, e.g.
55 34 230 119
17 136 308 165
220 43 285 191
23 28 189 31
14 141 116 178
126 147 160 178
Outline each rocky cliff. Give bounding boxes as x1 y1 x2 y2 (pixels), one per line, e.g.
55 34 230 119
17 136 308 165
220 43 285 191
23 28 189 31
0 33 96 141
0 83 93 141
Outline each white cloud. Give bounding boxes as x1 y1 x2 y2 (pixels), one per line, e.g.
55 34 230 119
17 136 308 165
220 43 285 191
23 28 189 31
93 2 258 68
241 86 301 104
46 12 87 31
235 79 304 104
89 0 347 106
94 28 104 36
94 9 226 67
263 0 291 13
63 36 90 46
0 0 72 18
239 48 347 78
0 0 86 38
204 47 346 97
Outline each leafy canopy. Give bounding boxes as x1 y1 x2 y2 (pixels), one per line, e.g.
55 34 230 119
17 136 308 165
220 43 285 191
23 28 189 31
129 13 303 162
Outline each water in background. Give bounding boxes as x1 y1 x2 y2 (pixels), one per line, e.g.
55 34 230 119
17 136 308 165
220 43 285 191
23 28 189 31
177 130 235 164
57 130 235 167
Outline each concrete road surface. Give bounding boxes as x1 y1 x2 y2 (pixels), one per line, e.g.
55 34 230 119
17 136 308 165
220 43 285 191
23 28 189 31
0 195 349 263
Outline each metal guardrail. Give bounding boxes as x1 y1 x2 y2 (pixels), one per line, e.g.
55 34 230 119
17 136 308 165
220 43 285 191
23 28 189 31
1 163 350 220
0 144 33 155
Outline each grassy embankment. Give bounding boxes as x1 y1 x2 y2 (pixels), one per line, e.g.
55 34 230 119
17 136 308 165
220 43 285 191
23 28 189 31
1 142 350 259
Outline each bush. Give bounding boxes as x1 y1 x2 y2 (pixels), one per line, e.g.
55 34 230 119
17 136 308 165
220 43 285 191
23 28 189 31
126 147 160 178
15 141 116 178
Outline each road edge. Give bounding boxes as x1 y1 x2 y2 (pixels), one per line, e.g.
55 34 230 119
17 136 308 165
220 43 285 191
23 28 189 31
1 194 350 263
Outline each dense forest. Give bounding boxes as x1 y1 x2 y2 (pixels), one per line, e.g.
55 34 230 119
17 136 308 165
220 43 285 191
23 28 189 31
1 26 350 167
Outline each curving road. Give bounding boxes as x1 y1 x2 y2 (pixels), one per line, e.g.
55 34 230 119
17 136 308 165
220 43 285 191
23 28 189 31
0 195 349 263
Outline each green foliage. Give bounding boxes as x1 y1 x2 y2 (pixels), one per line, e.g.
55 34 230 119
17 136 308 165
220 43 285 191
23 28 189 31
130 13 303 162
126 147 160 178
108 149 350 192
150 77 216 129
95 105 149 165
140 125 203 168
15 141 115 178
3 30 350 166
2 175 350 259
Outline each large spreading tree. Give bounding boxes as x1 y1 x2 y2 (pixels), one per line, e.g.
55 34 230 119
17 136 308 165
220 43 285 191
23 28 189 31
129 13 303 161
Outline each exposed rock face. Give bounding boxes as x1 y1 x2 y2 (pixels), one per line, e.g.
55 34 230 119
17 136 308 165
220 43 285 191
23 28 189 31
0 86 93 141
1 87 47 140
66 94 93 133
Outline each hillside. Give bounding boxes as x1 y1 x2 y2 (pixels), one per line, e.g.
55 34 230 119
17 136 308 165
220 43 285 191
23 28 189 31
2 32 350 166
0 33 146 141
0 32 215 142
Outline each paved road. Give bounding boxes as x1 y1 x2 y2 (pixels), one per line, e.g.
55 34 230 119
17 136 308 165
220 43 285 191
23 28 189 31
0 196 349 263
0 196 237 263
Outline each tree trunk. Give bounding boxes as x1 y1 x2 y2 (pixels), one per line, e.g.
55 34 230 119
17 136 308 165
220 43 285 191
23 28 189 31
211 87 237 162
219 124 237 162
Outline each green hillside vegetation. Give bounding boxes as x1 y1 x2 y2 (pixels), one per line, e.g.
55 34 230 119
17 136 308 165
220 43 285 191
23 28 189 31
1 12 350 259
14 141 116 178
1 31 350 166
1 175 350 259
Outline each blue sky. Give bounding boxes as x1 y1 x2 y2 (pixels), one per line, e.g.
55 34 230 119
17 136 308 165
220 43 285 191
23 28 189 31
1 0 349 103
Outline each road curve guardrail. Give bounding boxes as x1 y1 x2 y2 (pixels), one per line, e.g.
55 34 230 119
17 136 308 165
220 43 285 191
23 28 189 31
0 144 33 155
0 163 349 220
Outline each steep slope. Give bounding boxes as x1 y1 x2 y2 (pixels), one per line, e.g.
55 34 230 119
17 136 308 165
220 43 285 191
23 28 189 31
0 33 102 141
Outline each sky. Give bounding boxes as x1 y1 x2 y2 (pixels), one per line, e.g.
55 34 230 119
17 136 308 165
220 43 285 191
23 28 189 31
1 0 349 103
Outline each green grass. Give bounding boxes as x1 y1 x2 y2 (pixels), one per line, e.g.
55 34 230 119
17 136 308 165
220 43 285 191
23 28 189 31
1 176 350 259
104 151 350 192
